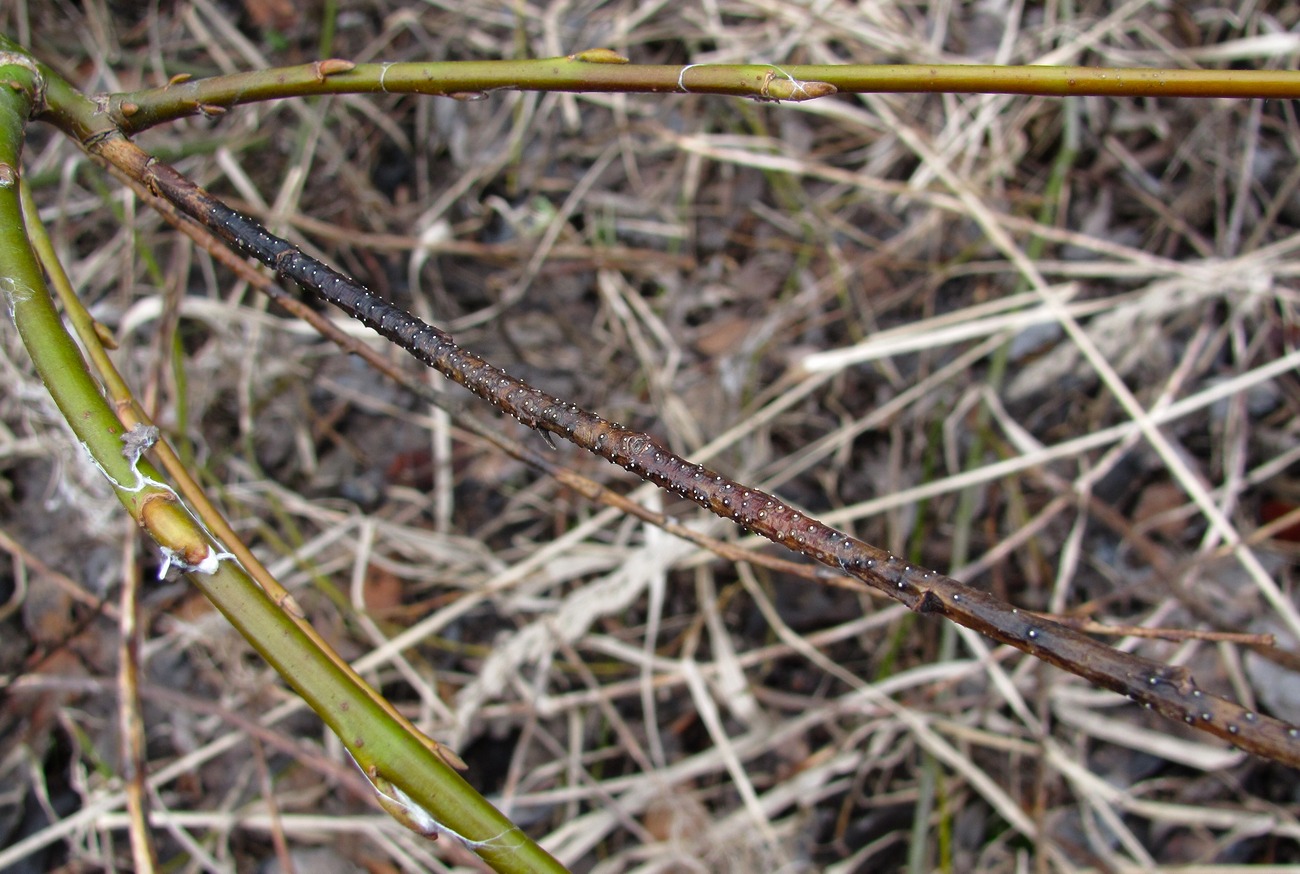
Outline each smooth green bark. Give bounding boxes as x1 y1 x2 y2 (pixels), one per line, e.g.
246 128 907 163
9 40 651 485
0 39 568 874
103 56 1300 135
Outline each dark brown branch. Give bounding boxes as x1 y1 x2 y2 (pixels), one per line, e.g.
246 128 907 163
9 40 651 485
93 133 1300 768
106 160 857 595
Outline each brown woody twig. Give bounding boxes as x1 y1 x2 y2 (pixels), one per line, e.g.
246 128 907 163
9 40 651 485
87 131 1300 768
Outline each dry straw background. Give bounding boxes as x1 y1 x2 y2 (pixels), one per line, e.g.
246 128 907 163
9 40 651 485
2 0 1300 871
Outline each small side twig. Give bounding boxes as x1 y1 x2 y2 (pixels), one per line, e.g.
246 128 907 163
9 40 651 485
103 55 1300 136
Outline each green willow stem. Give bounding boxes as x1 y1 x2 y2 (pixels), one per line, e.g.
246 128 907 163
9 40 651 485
105 55 1300 135
19 171 484 781
0 42 568 874
5 23 1298 864
0 59 153 514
